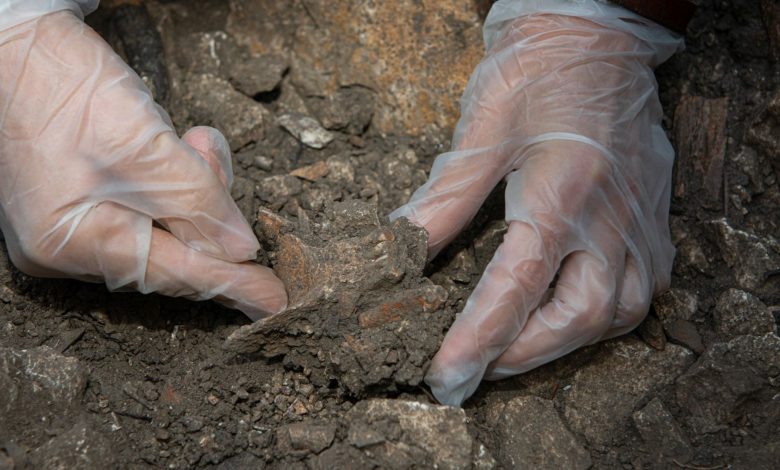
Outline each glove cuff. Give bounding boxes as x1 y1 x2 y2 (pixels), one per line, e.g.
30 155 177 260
484 0 685 67
0 0 99 32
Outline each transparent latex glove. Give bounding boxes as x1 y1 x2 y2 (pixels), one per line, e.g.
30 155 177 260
0 10 287 319
390 0 683 406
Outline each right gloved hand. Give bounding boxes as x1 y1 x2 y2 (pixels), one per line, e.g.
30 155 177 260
391 0 683 405
0 7 287 319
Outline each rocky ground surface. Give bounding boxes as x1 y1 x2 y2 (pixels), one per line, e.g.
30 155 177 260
1 0 779 468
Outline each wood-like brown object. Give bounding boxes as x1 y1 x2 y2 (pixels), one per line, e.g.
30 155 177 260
673 96 729 210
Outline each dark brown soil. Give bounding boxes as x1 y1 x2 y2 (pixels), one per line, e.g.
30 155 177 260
1 1 778 469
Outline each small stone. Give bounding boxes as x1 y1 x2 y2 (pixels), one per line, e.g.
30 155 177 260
675 238 711 273
227 54 288 97
637 315 667 350
324 155 355 184
713 288 776 338
0 285 14 303
349 135 366 147
155 429 171 442
297 383 314 396
278 114 334 149
633 398 693 463
254 155 274 171
397 148 419 165
282 423 335 453
653 288 698 324
290 161 329 181
207 393 220 405
291 398 309 415
183 416 205 433
257 175 303 210
664 319 705 354
312 86 375 135
473 442 498 470
486 396 591 469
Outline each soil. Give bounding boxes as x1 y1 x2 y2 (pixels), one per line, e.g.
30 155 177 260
1 0 779 469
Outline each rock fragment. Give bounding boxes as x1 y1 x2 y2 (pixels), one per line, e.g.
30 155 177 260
344 399 474 470
664 319 705 354
562 339 695 445
714 288 776 338
311 86 375 135
290 161 329 182
676 333 780 433
277 423 335 454
278 114 334 149
712 218 780 294
29 421 115 470
486 396 591 469
257 175 302 211
227 53 287 97
637 314 667 350
184 73 270 150
653 288 698 323
0 346 87 405
178 30 287 96
747 87 780 161
632 398 693 463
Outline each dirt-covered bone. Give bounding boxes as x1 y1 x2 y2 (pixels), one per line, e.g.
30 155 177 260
224 200 452 395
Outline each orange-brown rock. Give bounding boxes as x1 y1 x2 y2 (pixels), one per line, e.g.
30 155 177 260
226 0 484 137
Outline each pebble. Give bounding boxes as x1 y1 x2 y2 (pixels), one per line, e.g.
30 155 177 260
278 114 334 149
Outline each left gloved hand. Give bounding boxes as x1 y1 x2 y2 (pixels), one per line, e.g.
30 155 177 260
391 0 683 406
0 7 287 319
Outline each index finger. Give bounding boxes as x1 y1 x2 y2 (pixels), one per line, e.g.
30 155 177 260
426 219 566 405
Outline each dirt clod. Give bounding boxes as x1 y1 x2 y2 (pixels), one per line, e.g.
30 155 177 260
225 200 452 396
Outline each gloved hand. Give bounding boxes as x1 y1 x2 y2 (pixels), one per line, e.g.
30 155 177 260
391 0 684 406
0 3 287 319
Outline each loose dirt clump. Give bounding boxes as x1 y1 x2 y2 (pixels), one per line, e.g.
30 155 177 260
224 201 453 396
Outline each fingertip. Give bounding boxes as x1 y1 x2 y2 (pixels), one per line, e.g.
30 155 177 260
182 126 233 189
425 357 484 406
223 264 288 321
